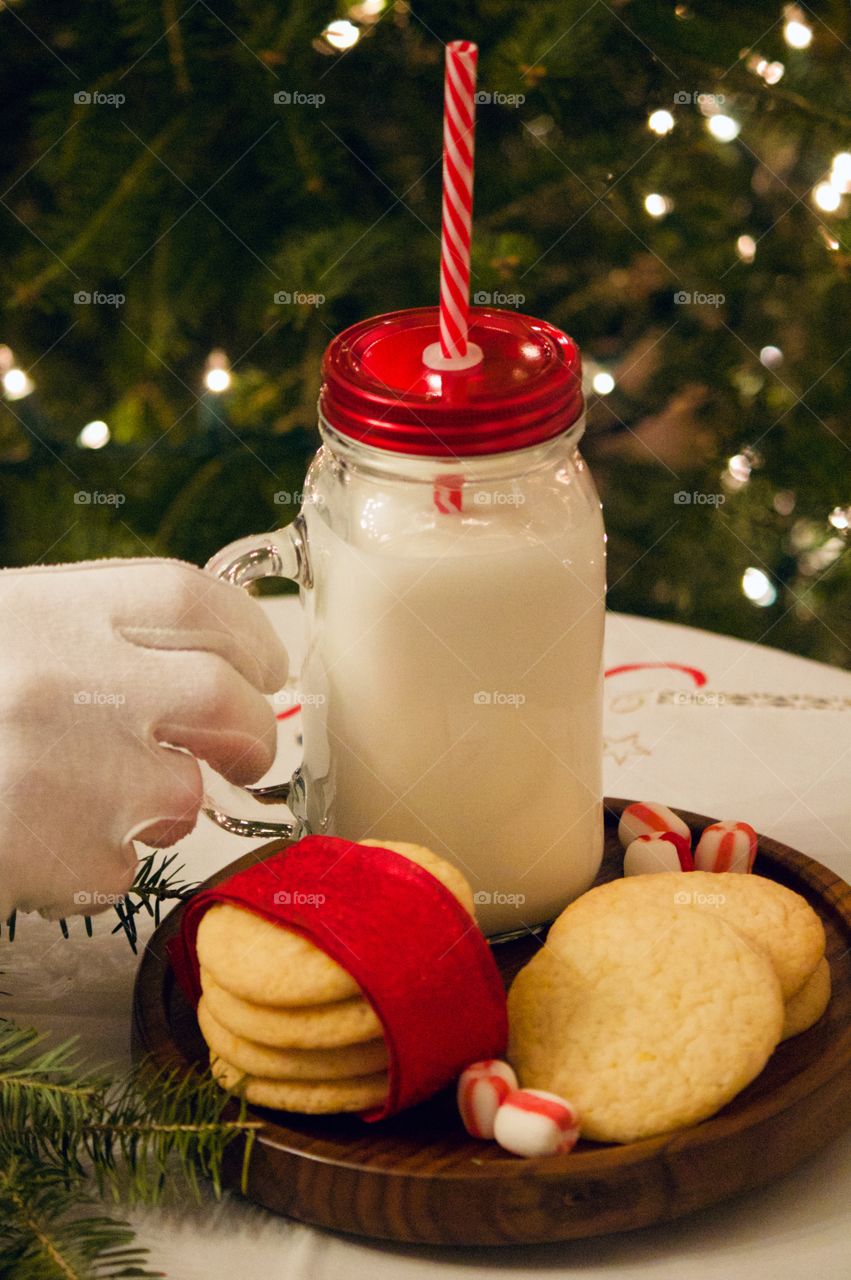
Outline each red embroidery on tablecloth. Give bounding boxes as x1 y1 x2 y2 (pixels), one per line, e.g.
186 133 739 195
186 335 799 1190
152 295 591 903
275 705 301 721
605 662 708 687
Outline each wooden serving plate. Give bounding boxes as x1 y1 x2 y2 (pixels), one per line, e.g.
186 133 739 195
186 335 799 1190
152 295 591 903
132 799 851 1246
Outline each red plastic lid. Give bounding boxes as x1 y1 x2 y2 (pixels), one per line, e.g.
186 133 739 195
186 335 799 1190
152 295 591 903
319 306 583 457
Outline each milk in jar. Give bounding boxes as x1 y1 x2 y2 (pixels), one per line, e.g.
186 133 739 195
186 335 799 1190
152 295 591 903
297 416 605 935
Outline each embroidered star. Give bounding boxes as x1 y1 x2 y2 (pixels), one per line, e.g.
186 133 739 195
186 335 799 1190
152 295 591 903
604 732 652 766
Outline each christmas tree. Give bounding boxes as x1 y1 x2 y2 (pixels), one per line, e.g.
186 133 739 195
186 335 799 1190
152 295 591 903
0 0 848 664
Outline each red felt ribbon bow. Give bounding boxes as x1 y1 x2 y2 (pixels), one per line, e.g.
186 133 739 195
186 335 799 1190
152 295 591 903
168 836 508 1120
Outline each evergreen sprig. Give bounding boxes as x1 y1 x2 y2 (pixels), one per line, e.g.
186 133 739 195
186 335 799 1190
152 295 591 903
0 1013 262 1279
0 1022 103 1144
84 1063 261 1206
109 851 200 953
0 1151 157 1280
0 853 258 1277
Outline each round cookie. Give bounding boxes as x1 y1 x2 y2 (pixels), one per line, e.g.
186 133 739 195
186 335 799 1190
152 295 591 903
548 872 825 1000
197 903 360 1007
200 969 383 1049
197 840 473 1007
211 1053 389 1114
781 956 831 1042
509 903 785 1143
198 997 388 1080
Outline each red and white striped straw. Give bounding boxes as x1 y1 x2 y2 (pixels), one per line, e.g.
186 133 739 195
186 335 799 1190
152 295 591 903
438 40 478 361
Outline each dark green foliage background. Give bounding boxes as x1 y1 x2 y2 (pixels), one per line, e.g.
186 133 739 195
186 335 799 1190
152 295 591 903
0 0 848 663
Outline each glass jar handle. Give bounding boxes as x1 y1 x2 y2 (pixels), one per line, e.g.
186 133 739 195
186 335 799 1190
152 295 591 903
200 516 311 839
205 514 312 591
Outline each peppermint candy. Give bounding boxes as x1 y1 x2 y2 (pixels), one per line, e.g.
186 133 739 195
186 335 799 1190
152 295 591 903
493 1088 581 1157
457 1059 518 1138
618 801 691 850
624 832 694 876
694 821 758 873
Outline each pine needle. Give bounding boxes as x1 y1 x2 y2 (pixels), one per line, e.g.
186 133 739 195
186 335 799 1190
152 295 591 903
109 852 198 952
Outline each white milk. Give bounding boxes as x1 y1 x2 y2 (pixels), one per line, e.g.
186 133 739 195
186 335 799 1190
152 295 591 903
297 471 605 936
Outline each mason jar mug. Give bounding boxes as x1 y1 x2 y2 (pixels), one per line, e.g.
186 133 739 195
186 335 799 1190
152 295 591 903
205 307 606 937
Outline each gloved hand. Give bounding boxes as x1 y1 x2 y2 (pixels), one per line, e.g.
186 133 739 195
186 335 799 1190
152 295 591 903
0 557 288 921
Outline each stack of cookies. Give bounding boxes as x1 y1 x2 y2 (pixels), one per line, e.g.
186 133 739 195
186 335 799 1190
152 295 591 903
509 871 830 1144
197 841 475 1114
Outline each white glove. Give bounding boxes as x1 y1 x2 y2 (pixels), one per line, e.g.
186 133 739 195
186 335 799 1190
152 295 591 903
0 557 288 921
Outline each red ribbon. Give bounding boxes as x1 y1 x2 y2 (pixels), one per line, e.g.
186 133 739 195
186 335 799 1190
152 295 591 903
168 836 508 1120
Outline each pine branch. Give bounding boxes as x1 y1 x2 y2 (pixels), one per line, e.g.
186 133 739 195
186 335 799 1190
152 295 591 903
162 0 192 97
0 1023 104 1146
14 119 181 307
83 1063 262 1204
0 1019 262 1275
0 1021 260 1201
0 1150 158 1280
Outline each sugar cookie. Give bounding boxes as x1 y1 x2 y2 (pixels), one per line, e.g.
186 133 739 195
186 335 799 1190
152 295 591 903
548 871 825 1000
211 1053 389 1113
200 969 383 1049
510 903 784 1143
781 956 831 1041
197 997 387 1079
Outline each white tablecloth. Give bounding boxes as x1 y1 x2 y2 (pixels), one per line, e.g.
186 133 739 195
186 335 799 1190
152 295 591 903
5 601 851 1279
